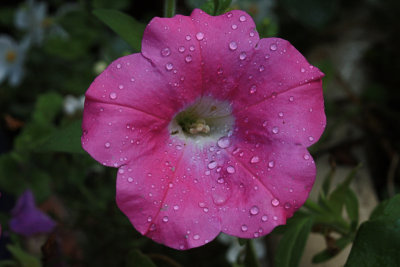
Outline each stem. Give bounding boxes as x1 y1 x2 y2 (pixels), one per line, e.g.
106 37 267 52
244 239 260 267
304 199 325 214
164 0 176 18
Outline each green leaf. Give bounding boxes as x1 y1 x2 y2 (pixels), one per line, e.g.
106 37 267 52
328 165 361 216
345 194 400 267
93 9 145 51
200 0 231 15
14 92 63 152
321 165 336 196
35 120 84 154
214 0 231 15
7 245 41 267
125 249 156 267
312 236 352 263
274 215 314 267
32 92 63 124
200 1 215 15
344 188 359 228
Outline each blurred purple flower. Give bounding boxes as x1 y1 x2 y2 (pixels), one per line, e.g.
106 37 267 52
9 190 56 236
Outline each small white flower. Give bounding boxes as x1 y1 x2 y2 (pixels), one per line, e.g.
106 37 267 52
15 0 76 46
63 95 85 115
0 35 29 86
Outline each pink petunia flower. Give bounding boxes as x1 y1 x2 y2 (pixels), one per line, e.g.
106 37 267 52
82 9 325 250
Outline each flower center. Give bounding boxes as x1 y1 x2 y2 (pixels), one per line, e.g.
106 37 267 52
5 50 17 63
41 17 53 28
169 97 234 145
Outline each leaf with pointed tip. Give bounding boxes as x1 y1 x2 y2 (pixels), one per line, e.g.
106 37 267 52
93 9 145 51
345 194 400 267
275 214 314 267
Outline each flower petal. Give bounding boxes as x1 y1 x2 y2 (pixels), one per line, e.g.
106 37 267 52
10 190 56 236
141 14 202 104
82 100 167 167
116 142 221 250
204 139 315 238
84 53 187 121
232 37 324 108
190 9 259 99
235 80 326 146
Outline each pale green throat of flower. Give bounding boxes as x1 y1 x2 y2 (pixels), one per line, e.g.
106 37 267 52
169 97 235 145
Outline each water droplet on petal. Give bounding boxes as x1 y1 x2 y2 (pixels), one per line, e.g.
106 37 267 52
239 15 247 22
185 55 192 63
231 24 238 30
261 215 268 222
109 92 117 99
239 52 247 60
272 127 279 134
250 206 259 215
259 65 265 72
162 216 169 222
289 96 294 102
193 234 200 240
226 166 235 174
196 32 204 40
250 85 257 94
270 43 277 51
303 154 310 160
268 161 275 168
250 156 260 163
165 63 173 71
308 136 314 142
227 12 233 18
217 136 230 148
161 47 171 57
217 177 224 184
241 224 248 232
208 161 217 169
173 205 179 210
271 198 280 207
229 41 238 51
127 177 133 183
178 46 185 53
185 35 191 41
284 202 292 209
278 112 284 117
105 142 111 148
116 63 121 69
301 67 306 73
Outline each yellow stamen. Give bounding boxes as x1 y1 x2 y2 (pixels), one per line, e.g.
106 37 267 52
5 50 17 63
188 119 210 134
41 17 53 28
